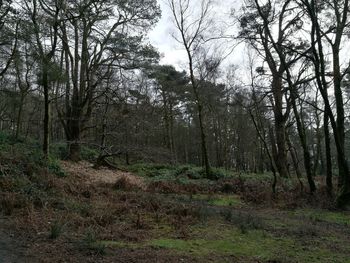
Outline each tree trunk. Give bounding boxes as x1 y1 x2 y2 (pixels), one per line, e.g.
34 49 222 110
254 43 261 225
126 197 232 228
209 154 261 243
197 101 211 177
306 0 350 206
15 93 25 139
290 90 316 193
324 109 333 195
43 68 50 158
272 76 289 178
286 133 304 192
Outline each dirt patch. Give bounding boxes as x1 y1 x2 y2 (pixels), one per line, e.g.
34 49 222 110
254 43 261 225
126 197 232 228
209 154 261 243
61 161 146 190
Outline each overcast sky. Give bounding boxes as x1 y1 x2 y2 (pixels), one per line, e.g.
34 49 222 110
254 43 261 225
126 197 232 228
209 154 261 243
148 1 188 69
147 0 243 72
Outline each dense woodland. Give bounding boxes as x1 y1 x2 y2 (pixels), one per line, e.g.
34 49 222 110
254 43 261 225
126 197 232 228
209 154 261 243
0 0 350 209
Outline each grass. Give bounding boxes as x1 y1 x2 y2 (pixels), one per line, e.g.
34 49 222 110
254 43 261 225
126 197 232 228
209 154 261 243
126 163 231 181
294 209 350 226
0 132 66 178
80 229 107 255
149 224 350 263
82 216 350 263
1 131 350 262
192 194 243 207
49 220 64 239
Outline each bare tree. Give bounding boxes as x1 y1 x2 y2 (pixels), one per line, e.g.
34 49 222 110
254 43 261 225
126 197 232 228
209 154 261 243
24 0 61 158
300 0 350 206
168 0 219 178
56 0 160 161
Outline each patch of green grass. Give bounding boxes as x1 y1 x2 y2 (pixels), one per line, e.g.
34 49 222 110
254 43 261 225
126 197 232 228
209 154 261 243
97 240 143 249
192 194 242 207
295 209 350 226
149 230 279 258
149 226 350 263
81 228 107 255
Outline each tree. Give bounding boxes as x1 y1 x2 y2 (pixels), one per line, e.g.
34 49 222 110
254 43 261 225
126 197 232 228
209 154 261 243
56 0 160 160
168 0 220 178
146 65 188 163
300 0 350 206
0 0 19 78
239 0 291 178
23 0 61 158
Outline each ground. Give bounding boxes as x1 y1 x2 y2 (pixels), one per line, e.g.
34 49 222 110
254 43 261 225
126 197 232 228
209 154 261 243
1 160 350 263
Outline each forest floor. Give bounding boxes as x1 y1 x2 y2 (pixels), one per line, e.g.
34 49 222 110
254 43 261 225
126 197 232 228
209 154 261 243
1 158 350 263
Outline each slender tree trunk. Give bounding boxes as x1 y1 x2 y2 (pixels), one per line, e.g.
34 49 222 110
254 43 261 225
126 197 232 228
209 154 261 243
197 102 211 177
324 109 333 195
169 106 177 163
268 126 278 194
250 108 277 194
186 50 211 177
286 133 304 192
272 76 289 178
43 74 50 158
306 0 350 206
15 93 25 139
67 103 81 161
290 90 316 193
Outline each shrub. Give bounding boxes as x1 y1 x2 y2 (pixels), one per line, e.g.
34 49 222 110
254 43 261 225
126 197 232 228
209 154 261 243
174 165 202 179
48 158 66 177
81 228 106 255
50 143 69 160
80 146 99 162
49 220 64 239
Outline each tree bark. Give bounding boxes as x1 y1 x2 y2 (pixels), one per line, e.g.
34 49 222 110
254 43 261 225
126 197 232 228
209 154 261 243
42 68 50 158
290 88 316 193
324 109 333 195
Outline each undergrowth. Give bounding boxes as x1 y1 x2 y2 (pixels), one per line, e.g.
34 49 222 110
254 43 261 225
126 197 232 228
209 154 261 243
0 132 65 215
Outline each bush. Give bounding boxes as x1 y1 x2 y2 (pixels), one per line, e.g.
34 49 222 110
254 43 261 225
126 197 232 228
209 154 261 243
80 146 99 162
49 220 64 239
50 143 69 160
81 228 106 255
0 131 12 146
206 168 227 180
48 157 66 177
174 165 202 179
